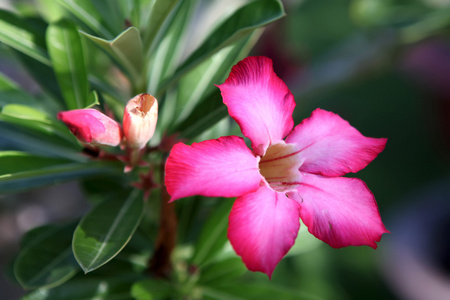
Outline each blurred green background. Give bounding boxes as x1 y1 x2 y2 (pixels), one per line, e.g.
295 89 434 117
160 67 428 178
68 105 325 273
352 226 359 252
1 0 450 299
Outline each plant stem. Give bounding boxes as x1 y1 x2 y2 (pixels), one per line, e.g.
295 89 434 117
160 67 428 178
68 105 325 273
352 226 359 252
147 158 177 277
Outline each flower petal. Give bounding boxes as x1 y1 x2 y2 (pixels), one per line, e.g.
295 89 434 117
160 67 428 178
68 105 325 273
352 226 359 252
228 186 300 278
165 136 261 201
292 173 389 249
217 56 295 156
285 109 387 177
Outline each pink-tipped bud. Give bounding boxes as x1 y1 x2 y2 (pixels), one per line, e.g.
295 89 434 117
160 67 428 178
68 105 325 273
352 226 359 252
123 93 158 149
57 109 123 147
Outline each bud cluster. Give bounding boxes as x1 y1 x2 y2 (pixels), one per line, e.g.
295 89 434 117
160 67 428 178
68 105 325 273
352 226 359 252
58 93 158 166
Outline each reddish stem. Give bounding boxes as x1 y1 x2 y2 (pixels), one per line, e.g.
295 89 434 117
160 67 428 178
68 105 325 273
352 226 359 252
147 159 177 277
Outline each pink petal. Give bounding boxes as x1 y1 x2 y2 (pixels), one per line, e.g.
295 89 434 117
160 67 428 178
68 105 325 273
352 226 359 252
57 109 122 147
228 186 300 278
165 136 261 202
217 56 295 156
292 173 389 249
285 109 387 177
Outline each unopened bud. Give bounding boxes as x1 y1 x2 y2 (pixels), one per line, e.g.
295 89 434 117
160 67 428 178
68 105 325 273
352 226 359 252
123 93 158 149
57 109 123 147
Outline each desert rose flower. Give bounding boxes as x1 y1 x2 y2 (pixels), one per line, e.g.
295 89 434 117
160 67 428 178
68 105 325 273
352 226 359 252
58 108 122 147
165 56 389 277
123 93 158 150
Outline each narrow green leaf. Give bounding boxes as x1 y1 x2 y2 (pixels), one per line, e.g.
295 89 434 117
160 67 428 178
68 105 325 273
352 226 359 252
191 199 234 267
0 72 42 108
0 158 118 193
47 20 89 110
0 104 78 143
203 283 319 300
22 275 139 300
172 91 227 139
142 0 180 50
167 32 261 138
0 10 50 65
131 279 173 300
14 222 79 289
147 0 197 93
73 189 144 273
160 0 285 92
0 121 81 160
37 0 67 23
13 50 64 103
198 257 246 286
81 27 143 85
0 151 72 174
57 0 114 39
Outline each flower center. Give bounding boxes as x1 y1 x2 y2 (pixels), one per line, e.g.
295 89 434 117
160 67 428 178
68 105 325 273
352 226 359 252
258 141 303 193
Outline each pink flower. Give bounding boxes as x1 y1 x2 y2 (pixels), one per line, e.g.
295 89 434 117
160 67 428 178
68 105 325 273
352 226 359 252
58 108 123 147
165 56 389 277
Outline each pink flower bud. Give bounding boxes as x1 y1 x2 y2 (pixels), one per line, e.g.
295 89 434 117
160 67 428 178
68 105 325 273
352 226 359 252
123 93 158 149
57 109 123 147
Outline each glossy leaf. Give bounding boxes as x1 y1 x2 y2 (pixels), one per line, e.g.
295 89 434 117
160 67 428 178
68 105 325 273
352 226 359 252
73 189 144 273
131 279 173 300
147 0 196 93
14 223 78 289
46 20 89 110
0 104 74 142
142 0 180 50
0 151 72 174
198 257 246 286
22 275 139 300
202 283 316 300
81 27 143 85
0 121 81 160
13 50 64 103
172 91 227 139
160 0 285 92
191 199 233 267
0 9 50 65
168 32 261 138
0 157 118 193
57 0 114 39
0 73 41 108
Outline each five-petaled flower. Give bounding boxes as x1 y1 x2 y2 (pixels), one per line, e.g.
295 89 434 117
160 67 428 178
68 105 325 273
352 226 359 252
165 56 389 278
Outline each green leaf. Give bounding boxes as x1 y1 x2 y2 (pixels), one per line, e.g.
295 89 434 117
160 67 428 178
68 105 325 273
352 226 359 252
81 27 143 86
0 104 75 142
47 20 89 110
198 257 246 286
172 91 227 140
14 222 79 289
0 9 50 65
142 0 180 50
168 32 261 138
13 50 64 103
191 199 233 267
131 279 173 300
0 121 81 160
160 0 285 93
202 283 318 300
0 151 72 174
0 73 42 108
57 0 115 39
147 0 197 93
73 189 144 273
22 275 139 300
0 156 118 193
